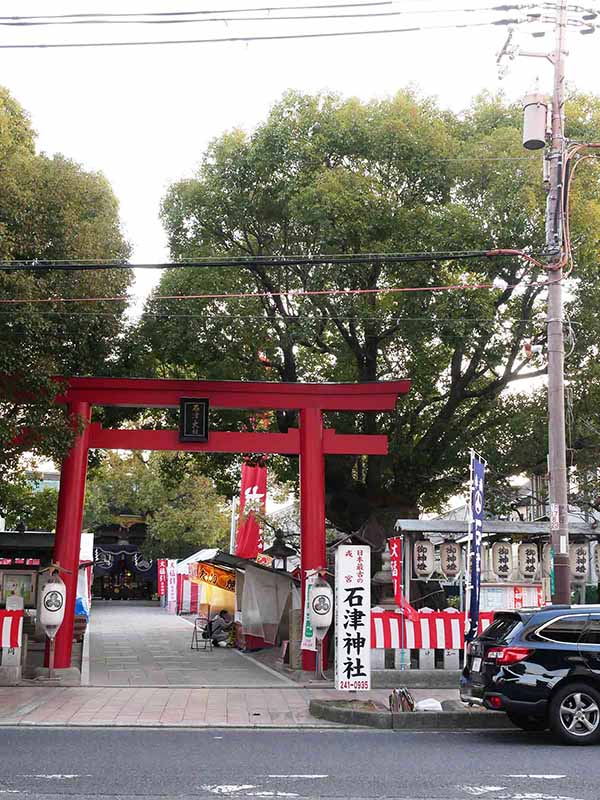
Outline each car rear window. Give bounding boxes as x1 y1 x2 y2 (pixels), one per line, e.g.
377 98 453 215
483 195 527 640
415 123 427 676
479 615 521 642
536 614 589 644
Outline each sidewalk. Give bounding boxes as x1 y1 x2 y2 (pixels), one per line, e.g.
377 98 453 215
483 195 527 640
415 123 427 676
0 685 460 728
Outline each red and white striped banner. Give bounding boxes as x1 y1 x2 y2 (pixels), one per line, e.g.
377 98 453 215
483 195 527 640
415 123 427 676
371 610 495 650
177 573 201 615
0 610 24 649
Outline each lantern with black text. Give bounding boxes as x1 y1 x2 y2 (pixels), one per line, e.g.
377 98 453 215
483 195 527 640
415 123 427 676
569 543 588 583
413 540 434 577
308 574 333 640
518 542 539 580
440 542 462 578
492 542 513 580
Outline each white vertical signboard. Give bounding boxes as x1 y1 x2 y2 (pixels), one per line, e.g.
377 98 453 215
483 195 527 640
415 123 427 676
335 545 371 691
166 559 178 614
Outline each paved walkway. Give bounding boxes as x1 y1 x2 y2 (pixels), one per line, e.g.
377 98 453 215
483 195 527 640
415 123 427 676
0 685 459 728
90 602 293 687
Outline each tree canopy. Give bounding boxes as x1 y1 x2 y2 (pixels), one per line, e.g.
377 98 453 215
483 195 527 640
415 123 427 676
0 86 132 501
131 89 600 530
84 452 230 559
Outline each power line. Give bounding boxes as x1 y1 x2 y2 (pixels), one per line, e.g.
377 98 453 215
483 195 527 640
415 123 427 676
0 309 543 323
0 2 396 21
0 248 545 271
0 19 522 49
0 6 529 26
0 275 555 306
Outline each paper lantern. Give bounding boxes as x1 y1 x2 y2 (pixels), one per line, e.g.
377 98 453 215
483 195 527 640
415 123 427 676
518 543 539 580
594 543 600 580
440 542 462 577
569 543 588 583
413 539 434 577
492 542 513 580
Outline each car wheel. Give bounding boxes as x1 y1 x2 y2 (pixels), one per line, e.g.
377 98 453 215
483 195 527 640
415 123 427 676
506 712 547 731
549 683 600 745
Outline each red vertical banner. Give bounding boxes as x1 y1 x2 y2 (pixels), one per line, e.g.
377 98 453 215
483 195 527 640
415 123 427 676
157 559 168 597
388 535 418 621
234 461 267 560
389 536 403 606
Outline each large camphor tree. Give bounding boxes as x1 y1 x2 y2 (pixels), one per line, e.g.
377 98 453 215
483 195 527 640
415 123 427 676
134 89 600 532
0 86 131 504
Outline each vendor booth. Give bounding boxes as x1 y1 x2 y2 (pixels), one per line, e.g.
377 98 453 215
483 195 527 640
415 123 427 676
176 549 299 656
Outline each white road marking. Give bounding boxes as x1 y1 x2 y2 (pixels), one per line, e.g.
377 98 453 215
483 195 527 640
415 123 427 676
509 795 583 800
461 788 507 796
267 774 328 779
22 774 89 780
201 785 256 795
504 776 567 781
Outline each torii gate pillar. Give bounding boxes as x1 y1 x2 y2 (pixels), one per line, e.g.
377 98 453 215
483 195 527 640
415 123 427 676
53 401 91 668
299 407 326 671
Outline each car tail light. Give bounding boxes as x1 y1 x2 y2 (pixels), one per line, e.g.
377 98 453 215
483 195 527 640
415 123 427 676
487 646 532 665
487 695 503 709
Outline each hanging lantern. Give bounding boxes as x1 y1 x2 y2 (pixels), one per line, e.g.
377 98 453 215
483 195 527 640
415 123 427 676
440 542 462 578
518 542 539 580
594 543 600 580
492 541 513 580
569 543 588 583
413 539 434 577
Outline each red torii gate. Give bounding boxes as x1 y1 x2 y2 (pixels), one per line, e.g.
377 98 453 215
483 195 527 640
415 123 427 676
52 377 410 670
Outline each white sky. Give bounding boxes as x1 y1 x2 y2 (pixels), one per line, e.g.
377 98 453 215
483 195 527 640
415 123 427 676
1 0 598 306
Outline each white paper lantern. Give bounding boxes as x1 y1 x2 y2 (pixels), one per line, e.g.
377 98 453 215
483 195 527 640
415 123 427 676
413 539 434 577
569 543 588 583
440 542 462 577
492 541 513 580
518 542 539 580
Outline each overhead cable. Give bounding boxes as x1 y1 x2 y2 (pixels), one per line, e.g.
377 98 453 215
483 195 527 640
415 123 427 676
0 18 523 49
0 6 531 26
0 1 395 21
0 248 546 271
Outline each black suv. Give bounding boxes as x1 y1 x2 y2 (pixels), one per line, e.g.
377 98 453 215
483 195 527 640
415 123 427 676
460 605 600 744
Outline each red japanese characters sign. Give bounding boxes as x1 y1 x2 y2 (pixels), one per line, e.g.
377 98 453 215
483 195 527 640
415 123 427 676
388 536 403 607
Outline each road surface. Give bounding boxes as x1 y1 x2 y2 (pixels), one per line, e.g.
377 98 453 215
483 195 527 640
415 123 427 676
0 727 595 799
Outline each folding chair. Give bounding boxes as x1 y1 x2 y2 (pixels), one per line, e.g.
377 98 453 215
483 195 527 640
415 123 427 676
190 616 213 651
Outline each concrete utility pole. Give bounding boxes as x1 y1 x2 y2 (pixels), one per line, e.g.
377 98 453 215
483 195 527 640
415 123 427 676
545 0 571 604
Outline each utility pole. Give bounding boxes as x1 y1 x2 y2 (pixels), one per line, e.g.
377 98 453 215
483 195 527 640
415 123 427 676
519 0 572 603
545 0 571 604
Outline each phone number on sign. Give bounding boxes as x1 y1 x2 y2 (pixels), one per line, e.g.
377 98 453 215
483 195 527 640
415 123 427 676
337 680 370 690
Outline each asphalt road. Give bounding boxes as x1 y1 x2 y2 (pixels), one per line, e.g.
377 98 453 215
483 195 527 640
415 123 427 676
0 727 597 800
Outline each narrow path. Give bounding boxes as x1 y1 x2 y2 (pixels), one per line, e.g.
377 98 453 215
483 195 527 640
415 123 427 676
89 601 293 687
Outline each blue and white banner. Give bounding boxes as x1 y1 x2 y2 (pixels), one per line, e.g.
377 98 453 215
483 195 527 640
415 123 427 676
466 451 486 641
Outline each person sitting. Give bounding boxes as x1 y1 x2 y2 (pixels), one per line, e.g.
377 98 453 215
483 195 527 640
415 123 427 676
210 609 233 646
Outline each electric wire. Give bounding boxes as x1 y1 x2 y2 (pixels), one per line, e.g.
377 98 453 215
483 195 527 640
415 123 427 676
0 274 560 306
0 2 397 21
0 18 524 49
0 248 546 271
0 6 535 26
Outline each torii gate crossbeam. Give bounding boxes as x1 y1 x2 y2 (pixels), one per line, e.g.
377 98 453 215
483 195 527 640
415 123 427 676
51 377 410 671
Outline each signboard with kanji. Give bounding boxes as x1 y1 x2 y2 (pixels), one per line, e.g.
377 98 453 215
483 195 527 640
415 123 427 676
335 545 371 691
157 559 168 597
179 398 209 442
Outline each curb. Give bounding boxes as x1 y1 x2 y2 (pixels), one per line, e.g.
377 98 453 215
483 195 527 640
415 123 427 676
308 699 516 730
372 670 461 689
